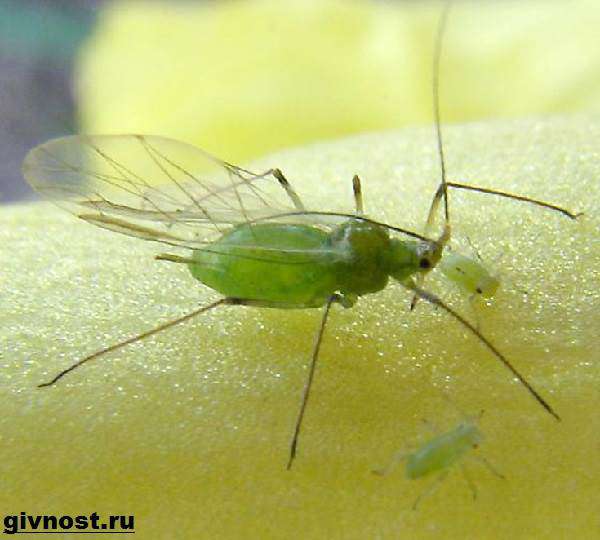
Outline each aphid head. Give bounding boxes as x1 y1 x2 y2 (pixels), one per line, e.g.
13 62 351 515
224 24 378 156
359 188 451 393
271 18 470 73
387 236 446 284
415 239 444 275
415 224 450 281
475 273 500 299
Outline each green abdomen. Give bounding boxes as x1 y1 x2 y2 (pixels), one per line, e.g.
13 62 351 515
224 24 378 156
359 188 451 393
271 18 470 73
189 224 339 307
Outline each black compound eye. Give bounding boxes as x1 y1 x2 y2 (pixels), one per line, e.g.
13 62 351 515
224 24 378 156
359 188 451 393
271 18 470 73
419 258 431 269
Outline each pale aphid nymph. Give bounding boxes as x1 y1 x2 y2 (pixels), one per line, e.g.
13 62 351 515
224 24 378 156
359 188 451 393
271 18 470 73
439 250 500 299
373 413 504 510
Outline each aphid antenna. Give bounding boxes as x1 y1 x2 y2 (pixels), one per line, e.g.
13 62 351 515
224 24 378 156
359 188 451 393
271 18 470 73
409 1 452 309
415 0 580 311
426 0 583 240
245 210 436 243
428 0 582 227
438 391 471 422
432 0 452 229
458 233 503 280
431 391 484 428
463 226 546 294
464 235 484 263
441 182 583 220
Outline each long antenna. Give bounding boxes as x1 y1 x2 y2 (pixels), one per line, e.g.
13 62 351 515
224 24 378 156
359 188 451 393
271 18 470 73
433 1 452 224
409 1 454 312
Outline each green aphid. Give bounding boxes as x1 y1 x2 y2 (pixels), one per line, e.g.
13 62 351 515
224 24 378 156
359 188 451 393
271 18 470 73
439 250 500 300
22 4 580 469
373 414 504 510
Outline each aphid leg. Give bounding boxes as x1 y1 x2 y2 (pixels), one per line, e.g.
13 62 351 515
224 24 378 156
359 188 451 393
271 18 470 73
412 470 449 511
287 293 345 470
352 175 364 215
221 293 350 468
465 235 484 262
372 450 410 476
37 298 230 388
271 168 306 211
466 295 482 332
460 464 478 500
404 282 561 421
472 455 506 480
409 290 422 312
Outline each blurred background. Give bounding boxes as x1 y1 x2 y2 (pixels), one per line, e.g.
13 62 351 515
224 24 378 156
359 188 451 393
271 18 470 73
2 0 600 202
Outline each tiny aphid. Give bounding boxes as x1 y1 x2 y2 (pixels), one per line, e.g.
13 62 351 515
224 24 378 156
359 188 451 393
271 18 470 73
22 3 580 469
438 249 500 300
411 240 501 315
373 413 504 510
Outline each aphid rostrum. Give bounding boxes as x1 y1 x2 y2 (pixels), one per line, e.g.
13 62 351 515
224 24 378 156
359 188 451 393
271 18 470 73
22 3 580 469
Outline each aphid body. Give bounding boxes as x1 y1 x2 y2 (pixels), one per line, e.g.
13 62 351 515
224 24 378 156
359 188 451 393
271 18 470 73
374 415 502 509
438 251 500 299
405 420 482 479
189 220 439 307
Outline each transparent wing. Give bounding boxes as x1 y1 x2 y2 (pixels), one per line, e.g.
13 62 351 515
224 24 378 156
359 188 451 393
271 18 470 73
22 134 327 249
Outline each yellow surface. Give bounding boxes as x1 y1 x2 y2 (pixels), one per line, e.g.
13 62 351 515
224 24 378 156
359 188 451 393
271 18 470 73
77 0 600 164
2 116 599 538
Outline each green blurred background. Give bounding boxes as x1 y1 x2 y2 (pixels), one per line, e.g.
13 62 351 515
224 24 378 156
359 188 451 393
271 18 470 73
2 0 600 202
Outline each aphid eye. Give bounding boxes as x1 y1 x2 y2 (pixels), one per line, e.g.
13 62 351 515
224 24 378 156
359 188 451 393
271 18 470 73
476 287 483 294
419 258 431 269
472 443 479 449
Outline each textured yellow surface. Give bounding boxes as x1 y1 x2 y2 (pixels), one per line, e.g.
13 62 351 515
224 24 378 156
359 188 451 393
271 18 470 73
2 116 599 538
77 0 600 164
